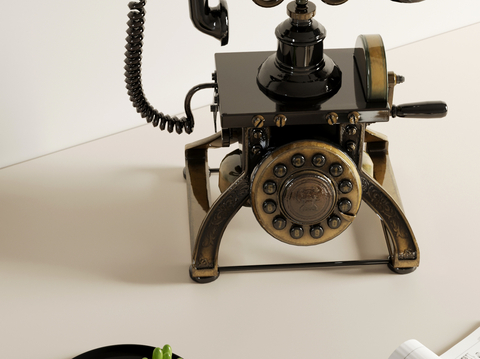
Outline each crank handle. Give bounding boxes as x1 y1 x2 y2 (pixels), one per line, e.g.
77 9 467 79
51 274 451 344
391 101 448 119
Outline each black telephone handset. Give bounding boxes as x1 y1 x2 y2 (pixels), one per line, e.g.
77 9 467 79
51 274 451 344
125 0 447 283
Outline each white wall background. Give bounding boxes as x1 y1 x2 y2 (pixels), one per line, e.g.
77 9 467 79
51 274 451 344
1 0 479 168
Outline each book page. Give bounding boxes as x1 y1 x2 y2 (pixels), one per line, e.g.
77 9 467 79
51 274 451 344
441 327 480 359
389 340 440 359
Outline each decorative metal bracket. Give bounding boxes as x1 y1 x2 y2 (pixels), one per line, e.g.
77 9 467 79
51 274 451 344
363 129 419 273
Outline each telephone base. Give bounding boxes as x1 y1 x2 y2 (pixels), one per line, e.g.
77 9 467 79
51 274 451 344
184 129 419 283
184 42 419 283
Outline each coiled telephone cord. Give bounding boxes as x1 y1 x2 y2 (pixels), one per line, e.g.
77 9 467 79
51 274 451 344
125 0 214 134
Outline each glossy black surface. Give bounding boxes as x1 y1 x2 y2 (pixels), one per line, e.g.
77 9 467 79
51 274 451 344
256 3 342 104
189 0 229 45
275 17 326 68
215 50 389 129
391 101 448 118
72 345 181 359
257 18 342 103
256 53 342 104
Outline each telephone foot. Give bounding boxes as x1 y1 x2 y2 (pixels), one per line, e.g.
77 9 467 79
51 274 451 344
189 266 220 283
387 263 417 275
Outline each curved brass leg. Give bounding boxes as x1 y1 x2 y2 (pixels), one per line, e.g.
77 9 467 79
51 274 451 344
360 171 419 272
190 172 250 282
185 132 223 252
363 129 419 272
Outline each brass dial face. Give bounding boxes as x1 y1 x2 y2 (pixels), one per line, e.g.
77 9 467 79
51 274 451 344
281 171 336 225
251 140 362 246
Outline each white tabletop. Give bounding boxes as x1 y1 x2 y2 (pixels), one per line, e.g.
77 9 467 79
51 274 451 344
1 23 480 359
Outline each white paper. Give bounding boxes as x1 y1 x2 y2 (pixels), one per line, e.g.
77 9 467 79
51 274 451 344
441 327 480 359
389 327 480 359
389 340 440 359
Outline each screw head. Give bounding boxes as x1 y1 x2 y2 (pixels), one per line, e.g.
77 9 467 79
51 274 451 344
348 111 360 124
326 112 338 125
251 128 265 140
345 125 357 136
252 115 265 128
251 145 263 155
346 141 356 153
274 114 287 127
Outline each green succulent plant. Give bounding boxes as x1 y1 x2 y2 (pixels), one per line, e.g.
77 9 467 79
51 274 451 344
143 344 181 359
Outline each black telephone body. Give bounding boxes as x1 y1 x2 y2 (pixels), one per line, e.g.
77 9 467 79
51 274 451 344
125 0 447 283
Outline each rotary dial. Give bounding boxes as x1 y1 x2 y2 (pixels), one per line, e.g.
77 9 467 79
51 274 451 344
251 140 362 246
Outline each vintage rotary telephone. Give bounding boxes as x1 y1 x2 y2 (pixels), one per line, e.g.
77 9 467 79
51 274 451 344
125 0 447 283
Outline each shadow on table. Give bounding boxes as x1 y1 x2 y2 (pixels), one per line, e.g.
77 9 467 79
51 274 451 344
0 165 193 284
0 160 399 284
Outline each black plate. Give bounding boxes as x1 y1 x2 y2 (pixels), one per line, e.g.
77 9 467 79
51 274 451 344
72 344 181 359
